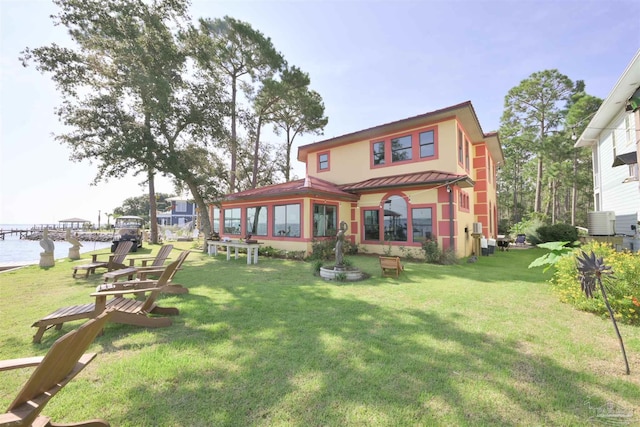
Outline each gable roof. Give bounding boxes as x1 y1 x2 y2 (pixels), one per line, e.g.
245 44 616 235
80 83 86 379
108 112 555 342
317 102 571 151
224 176 358 202
298 101 504 165
339 171 475 192
575 49 640 148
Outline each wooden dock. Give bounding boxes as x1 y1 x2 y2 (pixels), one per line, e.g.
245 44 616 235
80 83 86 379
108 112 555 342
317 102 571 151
0 225 65 240
0 229 32 240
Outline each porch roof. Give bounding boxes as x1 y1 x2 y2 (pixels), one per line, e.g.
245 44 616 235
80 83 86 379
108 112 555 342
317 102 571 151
224 176 359 202
339 170 474 192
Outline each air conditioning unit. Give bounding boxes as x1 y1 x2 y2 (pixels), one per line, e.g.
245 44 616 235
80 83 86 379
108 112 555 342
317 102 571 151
588 211 616 236
472 222 483 234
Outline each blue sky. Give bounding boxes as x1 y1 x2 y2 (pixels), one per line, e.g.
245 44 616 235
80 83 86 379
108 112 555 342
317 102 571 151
1 0 638 224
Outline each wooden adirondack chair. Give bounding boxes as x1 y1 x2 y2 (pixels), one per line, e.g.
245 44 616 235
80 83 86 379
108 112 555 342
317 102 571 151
72 241 134 278
1 311 113 426
99 250 191 295
102 244 174 283
33 260 181 343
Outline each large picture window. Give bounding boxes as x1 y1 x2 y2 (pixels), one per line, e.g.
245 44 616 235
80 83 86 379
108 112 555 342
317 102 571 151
383 196 407 241
313 204 337 237
246 206 268 236
363 210 380 241
391 135 412 162
223 208 241 235
412 208 432 242
273 204 300 237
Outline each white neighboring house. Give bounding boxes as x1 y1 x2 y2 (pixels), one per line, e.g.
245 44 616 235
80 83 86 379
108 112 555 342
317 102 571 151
575 49 640 251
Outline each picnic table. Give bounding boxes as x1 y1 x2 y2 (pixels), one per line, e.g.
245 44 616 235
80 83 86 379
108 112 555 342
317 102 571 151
207 240 262 265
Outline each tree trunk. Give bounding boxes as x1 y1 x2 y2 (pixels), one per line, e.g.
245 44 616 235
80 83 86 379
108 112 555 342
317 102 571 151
551 179 556 225
251 115 262 189
534 155 543 213
148 167 159 244
144 111 159 245
185 179 212 253
230 77 238 193
284 127 292 181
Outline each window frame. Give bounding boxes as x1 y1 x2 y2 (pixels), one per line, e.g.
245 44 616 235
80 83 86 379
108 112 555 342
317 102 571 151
312 203 338 237
318 151 330 172
211 207 220 233
223 207 242 235
390 134 413 163
411 205 435 243
272 203 301 238
246 206 268 236
419 129 435 158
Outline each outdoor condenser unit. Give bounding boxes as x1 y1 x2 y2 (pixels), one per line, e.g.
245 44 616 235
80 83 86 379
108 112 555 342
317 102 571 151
587 211 616 236
472 222 483 234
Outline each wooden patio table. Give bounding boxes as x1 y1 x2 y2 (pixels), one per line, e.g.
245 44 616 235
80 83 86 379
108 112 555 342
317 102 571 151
207 240 262 265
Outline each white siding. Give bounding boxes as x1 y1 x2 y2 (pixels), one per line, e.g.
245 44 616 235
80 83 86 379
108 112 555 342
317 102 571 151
597 111 639 217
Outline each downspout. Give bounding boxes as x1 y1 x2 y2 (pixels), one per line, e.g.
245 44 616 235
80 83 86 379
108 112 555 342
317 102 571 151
447 184 454 251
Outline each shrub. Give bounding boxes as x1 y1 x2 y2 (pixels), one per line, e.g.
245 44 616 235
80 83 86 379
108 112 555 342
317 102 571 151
421 239 458 265
310 238 358 260
509 216 546 245
550 241 640 325
311 259 324 274
422 239 440 263
536 223 578 244
439 249 459 265
310 238 335 260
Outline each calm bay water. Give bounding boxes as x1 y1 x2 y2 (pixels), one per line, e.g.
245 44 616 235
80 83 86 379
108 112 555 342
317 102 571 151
0 224 112 266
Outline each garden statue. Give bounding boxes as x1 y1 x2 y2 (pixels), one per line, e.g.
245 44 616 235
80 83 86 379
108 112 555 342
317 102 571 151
335 221 348 269
66 228 83 260
39 228 55 267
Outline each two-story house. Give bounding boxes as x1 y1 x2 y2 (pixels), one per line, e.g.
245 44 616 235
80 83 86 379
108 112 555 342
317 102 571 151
157 196 198 227
575 50 640 250
211 101 503 258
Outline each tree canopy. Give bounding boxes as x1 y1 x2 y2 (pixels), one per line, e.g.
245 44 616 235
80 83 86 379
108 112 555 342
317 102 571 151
21 0 327 244
498 70 601 230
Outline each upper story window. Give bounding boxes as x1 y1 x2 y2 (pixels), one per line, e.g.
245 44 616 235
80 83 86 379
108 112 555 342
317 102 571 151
465 138 470 170
175 201 187 212
318 152 330 171
458 130 464 164
391 135 412 162
628 163 639 181
420 130 435 158
373 141 385 165
625 116 632 145
370 125 438 168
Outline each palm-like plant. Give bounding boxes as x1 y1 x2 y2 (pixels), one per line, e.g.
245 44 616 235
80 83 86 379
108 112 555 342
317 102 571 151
576 251 630 375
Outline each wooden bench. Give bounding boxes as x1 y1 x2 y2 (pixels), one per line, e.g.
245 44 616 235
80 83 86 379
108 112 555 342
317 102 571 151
379 256 404 278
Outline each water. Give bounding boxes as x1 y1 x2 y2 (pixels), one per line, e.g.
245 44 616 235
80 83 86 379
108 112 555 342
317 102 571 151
0 224 112 266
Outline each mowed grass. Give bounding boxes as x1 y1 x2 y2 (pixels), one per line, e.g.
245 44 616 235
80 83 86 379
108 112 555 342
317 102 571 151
1 244 639 426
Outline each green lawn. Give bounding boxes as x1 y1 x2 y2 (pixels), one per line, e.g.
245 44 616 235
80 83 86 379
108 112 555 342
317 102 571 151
1 244 638 426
